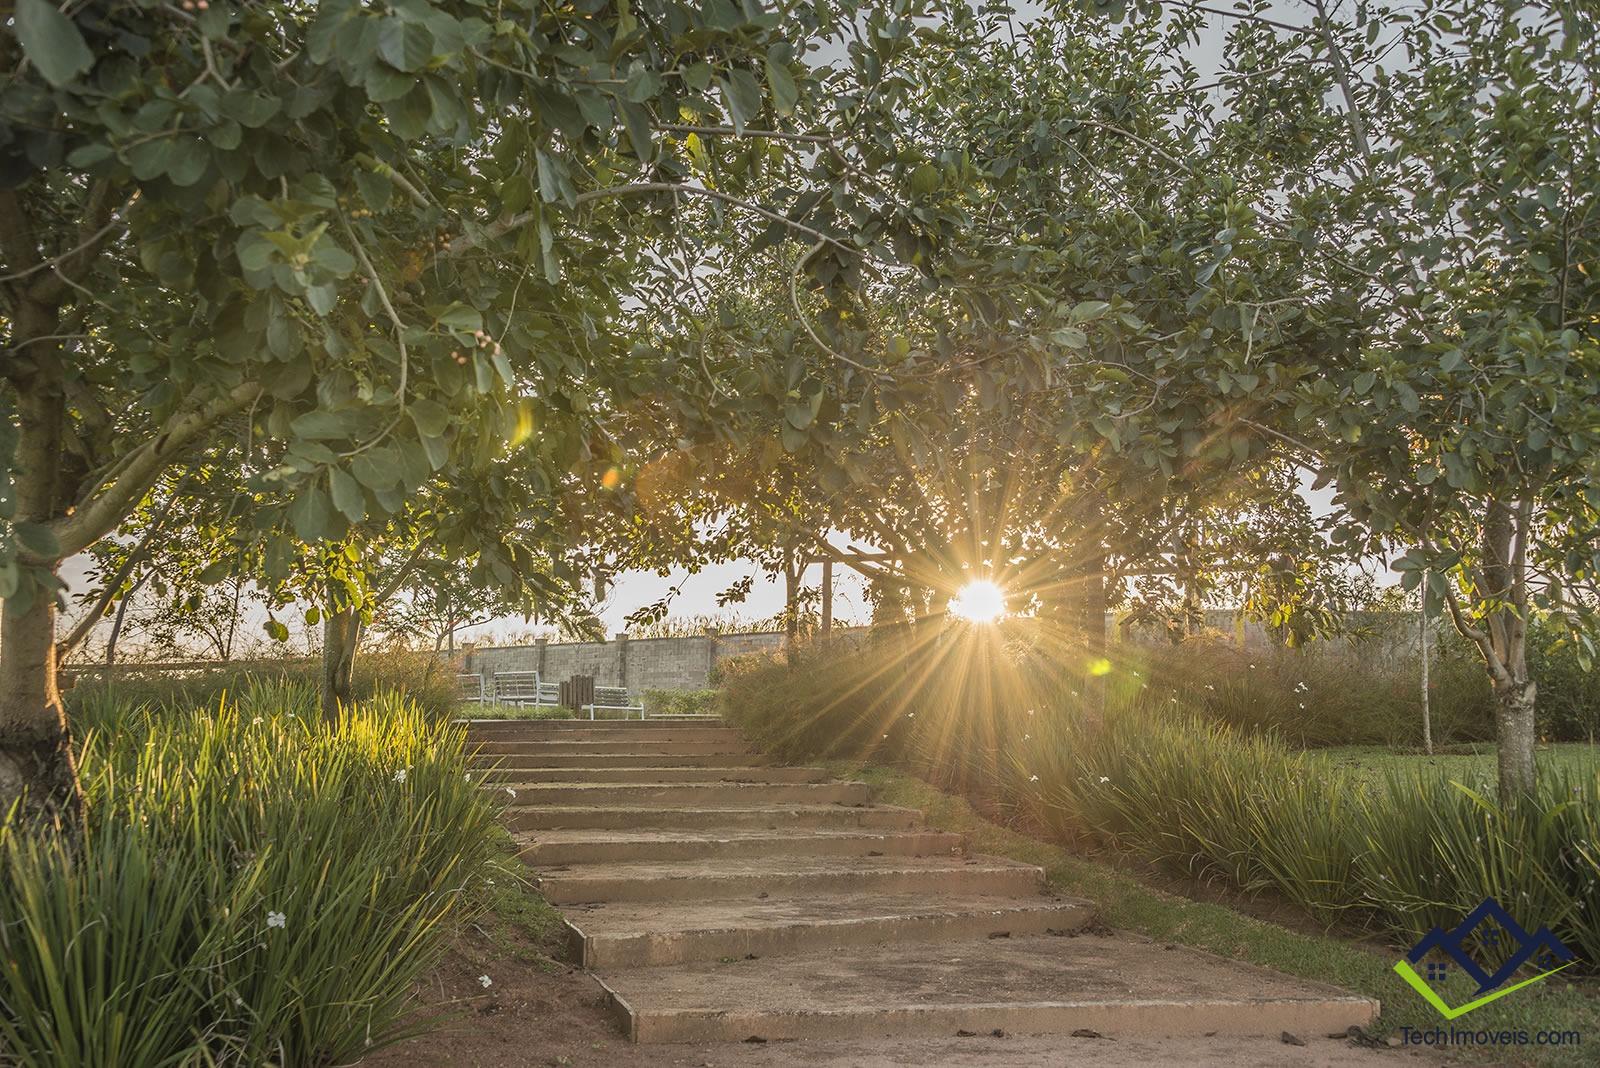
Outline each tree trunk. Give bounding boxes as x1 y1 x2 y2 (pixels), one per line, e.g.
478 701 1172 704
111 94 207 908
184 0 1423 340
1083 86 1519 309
0 346 84 829
1493 677 1537 797
782 552 799 664
320 608 361 721
0 575 85 828
1419 581 1433 756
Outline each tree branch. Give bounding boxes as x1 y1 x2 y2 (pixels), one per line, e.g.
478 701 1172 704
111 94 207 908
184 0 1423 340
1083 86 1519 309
445 182 876 264
655 123 832 144
32 382 262 564
55 463 195 659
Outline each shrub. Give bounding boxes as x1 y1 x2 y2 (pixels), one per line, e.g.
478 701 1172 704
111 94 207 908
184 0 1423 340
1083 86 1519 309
725 630 1600 972
0 685 499 1066
1526 621 1600 743
642 689 719 717
65 646 462 722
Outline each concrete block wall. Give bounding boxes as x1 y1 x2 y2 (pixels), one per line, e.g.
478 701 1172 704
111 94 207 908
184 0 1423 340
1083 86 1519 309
460 629 804 693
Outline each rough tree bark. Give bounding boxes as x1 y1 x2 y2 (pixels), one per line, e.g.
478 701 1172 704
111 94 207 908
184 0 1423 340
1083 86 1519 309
0 350 84 828
320 608 362 722
1438 496 1538 796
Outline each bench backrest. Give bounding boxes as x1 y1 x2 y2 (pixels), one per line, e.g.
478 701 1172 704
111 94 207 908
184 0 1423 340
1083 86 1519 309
491 671 559 702
592 686 640 706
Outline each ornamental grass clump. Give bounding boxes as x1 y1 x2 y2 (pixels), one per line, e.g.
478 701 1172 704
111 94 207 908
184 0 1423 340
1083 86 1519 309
0 686 499 1067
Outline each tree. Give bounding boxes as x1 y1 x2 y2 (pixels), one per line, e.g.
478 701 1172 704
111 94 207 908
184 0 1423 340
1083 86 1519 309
1 0 928 825
1250 0 1600 794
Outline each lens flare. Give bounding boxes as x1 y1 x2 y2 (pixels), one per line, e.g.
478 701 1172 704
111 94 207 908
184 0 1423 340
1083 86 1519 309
949 580 1006 624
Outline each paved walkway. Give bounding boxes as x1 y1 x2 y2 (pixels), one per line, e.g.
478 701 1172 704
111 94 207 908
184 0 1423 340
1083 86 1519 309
468 717 1378 1047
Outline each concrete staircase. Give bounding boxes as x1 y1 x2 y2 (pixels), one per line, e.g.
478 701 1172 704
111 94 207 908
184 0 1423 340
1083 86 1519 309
466 718 1379 1045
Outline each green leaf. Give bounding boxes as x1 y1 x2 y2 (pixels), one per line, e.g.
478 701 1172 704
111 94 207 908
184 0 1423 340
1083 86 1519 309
378 19 434 73
384 85 433 140
197 560 232 585
355 169 392 212
15 0 93 88
291 410 354 440
408 398 451 437
329 468 367 522
166 137 210 186
1070 300 1111 322
435 304 482 333
617 100 653 160
289 485 339 540
220 89 281 128
624 63 662 103
721 69 763 134
764 56 798 115
909 163 940 195
66 143 113 167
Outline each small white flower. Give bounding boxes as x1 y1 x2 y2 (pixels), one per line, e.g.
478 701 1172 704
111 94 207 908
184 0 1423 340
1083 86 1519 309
464 772 473 783
504 787 516 798
1298 702 1306 710
906 712 914 718
251 716 264 726
1023 734 1031 741
1026 708 1035 716
1204 683 1215 691
478 974 493 989
1029 775 1040 783
266 911 286 929
1294 682 1309 693
393 768 408 784
1098 776 1110 784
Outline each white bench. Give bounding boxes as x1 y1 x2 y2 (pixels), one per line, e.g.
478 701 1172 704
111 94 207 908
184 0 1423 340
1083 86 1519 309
491 671 561 707
456 673 486 703
583 685 645 720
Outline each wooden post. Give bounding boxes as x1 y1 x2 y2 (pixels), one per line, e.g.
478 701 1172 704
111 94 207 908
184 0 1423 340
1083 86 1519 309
1420 575 1433 755
821 559 834 637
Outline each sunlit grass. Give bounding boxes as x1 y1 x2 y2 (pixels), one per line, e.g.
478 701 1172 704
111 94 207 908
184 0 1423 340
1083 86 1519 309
0 686 501 1067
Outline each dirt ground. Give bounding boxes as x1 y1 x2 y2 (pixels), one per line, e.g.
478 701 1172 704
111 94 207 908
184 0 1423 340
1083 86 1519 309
356 919 1465 1068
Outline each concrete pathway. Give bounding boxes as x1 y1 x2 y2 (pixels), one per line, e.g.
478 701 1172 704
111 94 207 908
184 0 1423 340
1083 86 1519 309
466 718 1379 1047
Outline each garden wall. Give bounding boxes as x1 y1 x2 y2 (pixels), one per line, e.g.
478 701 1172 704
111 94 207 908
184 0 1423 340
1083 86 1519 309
457 611 1446 693
458 629 869 691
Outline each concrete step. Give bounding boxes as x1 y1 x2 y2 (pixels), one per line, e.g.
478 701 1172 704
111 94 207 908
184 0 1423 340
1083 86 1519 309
498 781 874 808
529 853 1044 905
460 717 722 730
464 722 736 738
478 766 828 785
563 893 1095 968
472 739 754 757
595 933 1380 1043
473 751 768 767
521 827 964 865
477 752 772 769
504 803 926 833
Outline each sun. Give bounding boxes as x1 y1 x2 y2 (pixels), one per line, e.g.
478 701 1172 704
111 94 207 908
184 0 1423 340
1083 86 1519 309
949 580 1007 624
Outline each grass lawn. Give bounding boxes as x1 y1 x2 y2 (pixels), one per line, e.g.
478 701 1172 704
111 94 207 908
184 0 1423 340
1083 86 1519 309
1318 743 1600 790
831 762 1600 1068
